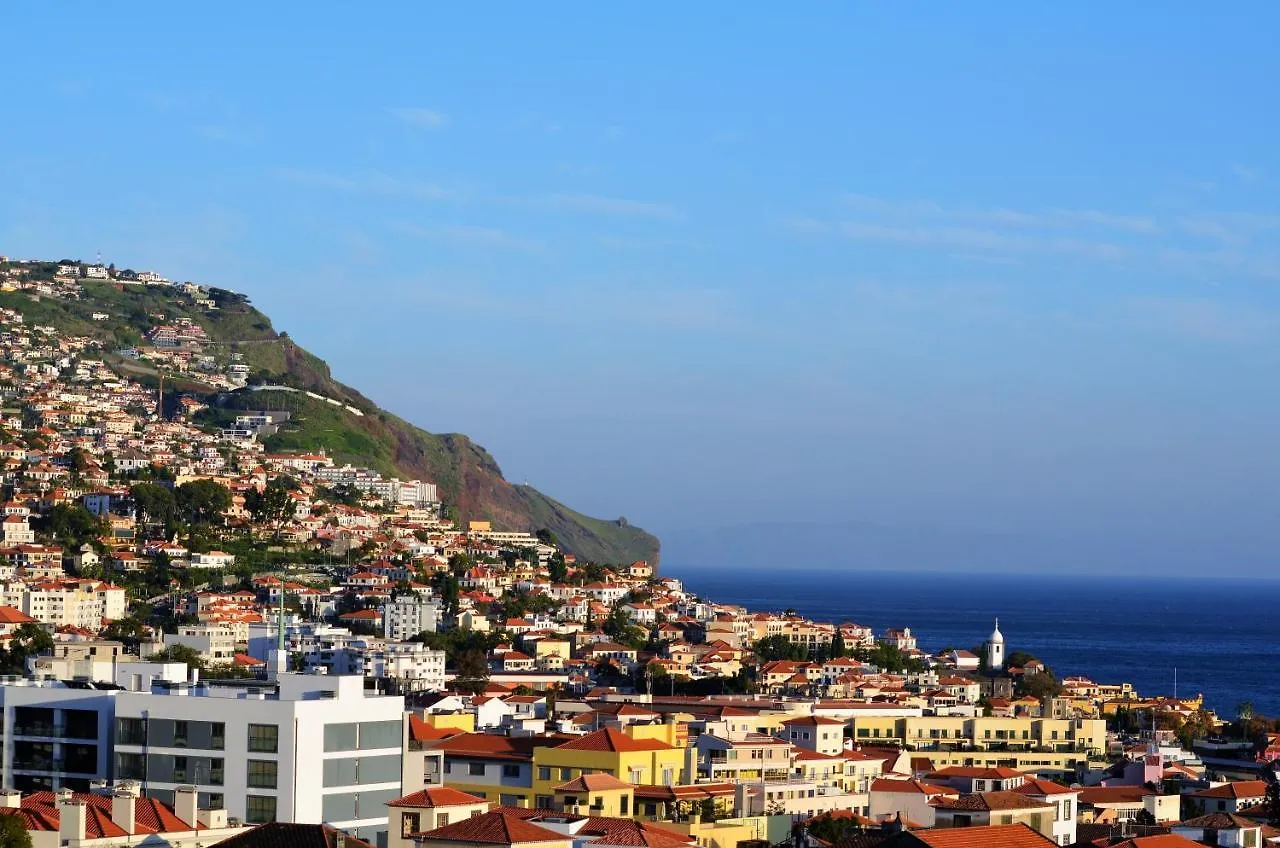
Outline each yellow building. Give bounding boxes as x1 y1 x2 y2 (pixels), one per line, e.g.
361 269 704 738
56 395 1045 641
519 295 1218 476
532 727 688 809
551 772 635 817
438 726 688 811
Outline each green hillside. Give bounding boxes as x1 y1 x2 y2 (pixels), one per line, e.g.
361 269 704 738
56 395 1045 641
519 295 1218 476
0 277 660 565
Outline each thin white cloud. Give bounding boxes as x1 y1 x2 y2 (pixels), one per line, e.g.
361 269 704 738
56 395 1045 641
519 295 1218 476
387 107 448 128
542 193 683 221
1122 297 1280 344
397 223 544 254
841 193 1158 235
1231 164 1262 183
274 168 457 200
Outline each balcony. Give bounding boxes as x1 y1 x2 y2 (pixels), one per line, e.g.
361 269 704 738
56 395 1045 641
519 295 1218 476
13 724 61 739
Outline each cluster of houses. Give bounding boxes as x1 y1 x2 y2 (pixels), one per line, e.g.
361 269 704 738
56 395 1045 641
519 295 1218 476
0 258 1273 848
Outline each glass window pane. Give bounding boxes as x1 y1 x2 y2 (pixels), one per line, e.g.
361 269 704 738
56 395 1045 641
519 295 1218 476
321 792 358 821
247 724 279 753
324 723 359 752
324 758 360 787
357 721 400 750
246 795 277 824
357 755 401 785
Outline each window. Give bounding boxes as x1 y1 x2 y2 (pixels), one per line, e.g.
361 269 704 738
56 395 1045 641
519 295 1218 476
324 723 359 752
500 794 523 807
211 722 226 750
173 756 189 782
560 768 572 780
248 760 278 789
538 767 551 780
323 759 359 787
502 764 521 779
436 813 451 827
401 812 421 837
173 721 189 747
117 717 146 746
248 724 278 754
358 720 401 749
246 794 277 824
115 752 145 781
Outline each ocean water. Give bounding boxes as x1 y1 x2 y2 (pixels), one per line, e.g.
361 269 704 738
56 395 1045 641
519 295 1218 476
672 566 1280 717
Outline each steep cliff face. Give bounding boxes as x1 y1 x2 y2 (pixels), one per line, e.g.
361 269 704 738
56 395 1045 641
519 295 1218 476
0 279 659 565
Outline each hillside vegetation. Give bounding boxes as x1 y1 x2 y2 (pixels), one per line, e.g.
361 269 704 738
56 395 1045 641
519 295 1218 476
0 280 659 565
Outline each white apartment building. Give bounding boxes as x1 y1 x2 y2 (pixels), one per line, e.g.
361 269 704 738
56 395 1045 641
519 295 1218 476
383 596 442 641
0 662 188 792
162 625 237 664
365 643 446 692
2 580 127 628
113 673 405 845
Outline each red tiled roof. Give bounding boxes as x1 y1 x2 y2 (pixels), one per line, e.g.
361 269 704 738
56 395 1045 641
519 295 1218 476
931 791 1053 812
555 728 673 753
1190 780 1267 799
388 786 487 808
417 811 565 844
871 779 955 796
909 823 1057 847
554 773 634 792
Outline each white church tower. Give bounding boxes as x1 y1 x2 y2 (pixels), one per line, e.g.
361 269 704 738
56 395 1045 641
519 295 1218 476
986 618 1005 671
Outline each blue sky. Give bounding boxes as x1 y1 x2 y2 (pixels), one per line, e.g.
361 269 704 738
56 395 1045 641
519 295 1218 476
4 4 1280 572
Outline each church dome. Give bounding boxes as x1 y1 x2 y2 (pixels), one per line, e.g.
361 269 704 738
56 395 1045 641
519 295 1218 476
990 618 1004 644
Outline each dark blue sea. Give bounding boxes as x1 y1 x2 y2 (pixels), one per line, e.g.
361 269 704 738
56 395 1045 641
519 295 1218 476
673 567 1280 717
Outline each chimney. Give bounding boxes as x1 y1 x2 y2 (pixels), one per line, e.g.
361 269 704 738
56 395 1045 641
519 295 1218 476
173 785 198 828
0 790 21 808
59 798 88 843
336 834 347 848
198 808 228 829
112 790 137 834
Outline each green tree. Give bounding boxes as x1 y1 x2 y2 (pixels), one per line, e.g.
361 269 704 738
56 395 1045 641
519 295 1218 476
33 503 106 550
0 812 34 848
753 635 809 662
1017 669 1065 700
175 479 231 527
454 649 490 695
548 555 568 584
0 623 55 674
147 644 204 672
130 482 177 531
245 479 294 539
102 616 151 648
830 629 847 659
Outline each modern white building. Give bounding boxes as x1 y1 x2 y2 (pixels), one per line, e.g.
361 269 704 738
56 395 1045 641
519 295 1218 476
383 596 441 641
112 672 405 845
0 662 187 792
161 624 237 664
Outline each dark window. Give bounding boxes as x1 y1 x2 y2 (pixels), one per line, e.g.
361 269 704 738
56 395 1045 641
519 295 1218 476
247 760 278 789
13 707 54 737
117 717 146 746
116 753 146 781
402 813 421 837
173 721 189 747
469 762 485 776
211 722 226 750
245 794 277 824
502 764 521 778
248 724 278 753
63 709 98 740
173 756 189 782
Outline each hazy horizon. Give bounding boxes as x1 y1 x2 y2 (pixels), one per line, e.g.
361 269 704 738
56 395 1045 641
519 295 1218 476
4 5 1280 576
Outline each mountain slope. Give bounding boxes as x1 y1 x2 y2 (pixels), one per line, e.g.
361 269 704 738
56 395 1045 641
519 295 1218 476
0 277 659 565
